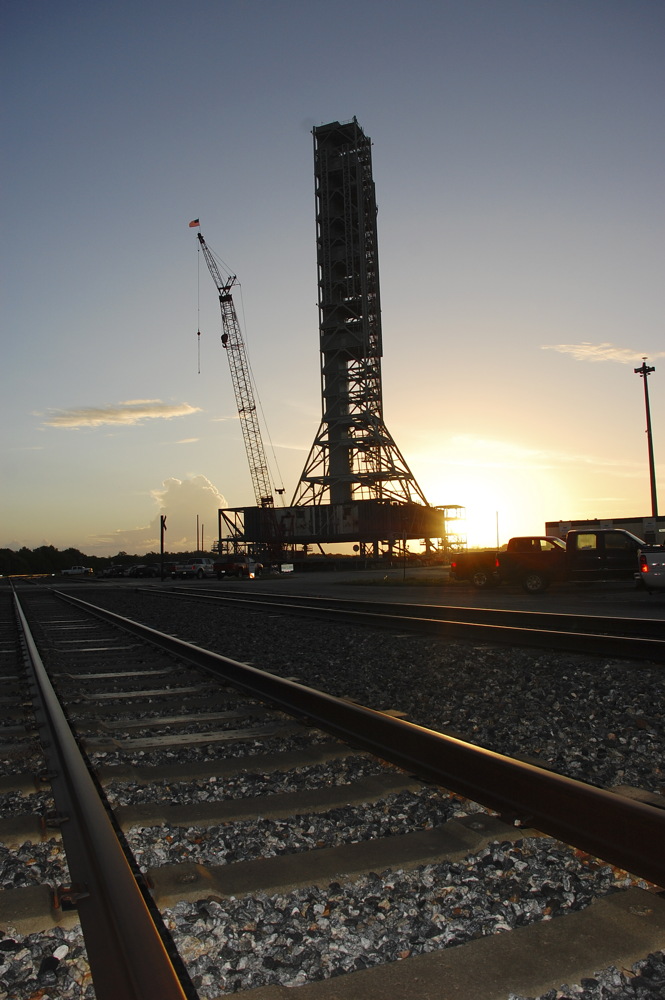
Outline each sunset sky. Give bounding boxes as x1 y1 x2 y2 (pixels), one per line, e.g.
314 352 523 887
2 0 663 556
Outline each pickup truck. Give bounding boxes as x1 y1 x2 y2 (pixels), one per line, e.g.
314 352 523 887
639 546 665 592
171 557 216 579
213 554 263 580
61 566 93 576
450 528 645 593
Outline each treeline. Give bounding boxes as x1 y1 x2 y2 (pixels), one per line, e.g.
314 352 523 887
0 545 184 576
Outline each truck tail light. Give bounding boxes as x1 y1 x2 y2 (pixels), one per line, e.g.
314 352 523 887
639 554 648 571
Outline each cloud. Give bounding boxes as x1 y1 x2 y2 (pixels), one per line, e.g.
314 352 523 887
271 440 309 453
541 342 665 364
90 474 227 554
417 434 644 475
40 400 201 428
413 434 557 471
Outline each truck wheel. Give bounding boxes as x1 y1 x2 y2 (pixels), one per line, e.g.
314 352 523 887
522 572 549 594
197 569 204 579
471 570 492 589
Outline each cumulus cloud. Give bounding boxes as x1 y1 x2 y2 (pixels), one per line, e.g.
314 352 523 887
91 475 227 554
41 400 201 428
541 342 664 364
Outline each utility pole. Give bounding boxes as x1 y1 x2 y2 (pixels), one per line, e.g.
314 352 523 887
634 359 658 517
160 515 167 581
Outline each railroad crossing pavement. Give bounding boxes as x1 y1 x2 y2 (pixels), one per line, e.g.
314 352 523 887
40 566 665 621
13 567 665 618
156 567 665 618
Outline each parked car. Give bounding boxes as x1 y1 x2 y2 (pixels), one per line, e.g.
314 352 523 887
61 566 93 576
639 547 665 592
450 528 644 593
127 563 161 578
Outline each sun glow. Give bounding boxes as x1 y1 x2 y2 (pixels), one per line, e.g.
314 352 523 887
418 437 577 549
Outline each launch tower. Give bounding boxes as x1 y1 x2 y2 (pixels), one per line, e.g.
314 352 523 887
217 118 460 558
292 118 428 508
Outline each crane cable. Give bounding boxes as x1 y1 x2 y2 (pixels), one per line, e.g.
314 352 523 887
196 247 201 374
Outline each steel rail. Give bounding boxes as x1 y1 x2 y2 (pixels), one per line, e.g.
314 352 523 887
51 589 665 887
13 590 191 1000
169 586 665 639
149 587 665 662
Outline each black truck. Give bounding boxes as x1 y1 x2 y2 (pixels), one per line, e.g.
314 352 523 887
450 528 645 593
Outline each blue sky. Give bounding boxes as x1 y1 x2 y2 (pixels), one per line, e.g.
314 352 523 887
2 0 663 554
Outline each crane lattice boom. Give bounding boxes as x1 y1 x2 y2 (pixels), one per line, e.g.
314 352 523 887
197 232 274 508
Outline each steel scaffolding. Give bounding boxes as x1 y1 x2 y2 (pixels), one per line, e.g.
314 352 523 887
292 118 429 508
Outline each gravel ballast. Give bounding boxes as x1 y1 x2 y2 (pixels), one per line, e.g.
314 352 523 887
85 589 665 794
2 587 663 999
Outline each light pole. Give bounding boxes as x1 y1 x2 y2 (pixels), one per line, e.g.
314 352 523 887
633 359 658 517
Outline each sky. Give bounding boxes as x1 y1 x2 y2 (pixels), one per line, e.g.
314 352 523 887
2 0 663 555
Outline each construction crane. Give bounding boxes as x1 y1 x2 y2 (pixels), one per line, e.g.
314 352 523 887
196 231 275 508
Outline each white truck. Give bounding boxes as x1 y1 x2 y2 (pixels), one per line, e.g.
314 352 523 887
639 547 665 592
61 566 93 576
171 557 216 579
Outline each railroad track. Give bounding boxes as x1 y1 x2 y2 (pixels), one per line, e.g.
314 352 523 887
2 585 664 1000
153 584 665 661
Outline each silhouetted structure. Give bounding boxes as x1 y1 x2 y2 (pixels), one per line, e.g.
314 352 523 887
292 118 428 508
217 118 463 558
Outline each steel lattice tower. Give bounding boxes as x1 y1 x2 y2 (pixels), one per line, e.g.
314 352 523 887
292 118 429 508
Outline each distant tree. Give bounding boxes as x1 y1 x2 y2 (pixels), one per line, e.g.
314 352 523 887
61 547 87 569
32 545 60 574
0 548 30 575
19 547 41 572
